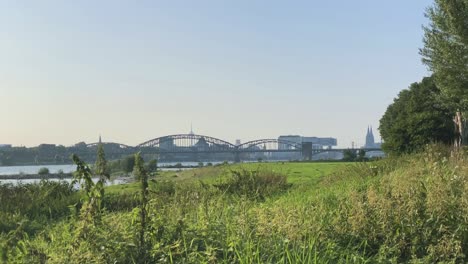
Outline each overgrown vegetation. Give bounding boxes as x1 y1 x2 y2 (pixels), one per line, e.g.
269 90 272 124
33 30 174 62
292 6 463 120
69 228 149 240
1 146 467 263
342 149 367 161
213 168 290 200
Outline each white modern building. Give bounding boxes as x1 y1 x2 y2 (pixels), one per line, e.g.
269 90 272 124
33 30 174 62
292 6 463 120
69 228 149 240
278 135 337 150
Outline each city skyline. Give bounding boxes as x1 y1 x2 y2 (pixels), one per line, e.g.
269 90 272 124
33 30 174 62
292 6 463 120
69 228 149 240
2 126 374 149
1 1 431 148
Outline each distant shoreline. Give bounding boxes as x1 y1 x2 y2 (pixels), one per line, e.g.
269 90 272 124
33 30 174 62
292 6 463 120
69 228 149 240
0 173 74 180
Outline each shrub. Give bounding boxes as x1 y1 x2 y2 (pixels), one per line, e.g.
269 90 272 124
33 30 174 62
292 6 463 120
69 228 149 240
121 155 135 173
214 168 289 200
37 167 49 175
150 180 176 196
0 180 78 234
146 159 158 173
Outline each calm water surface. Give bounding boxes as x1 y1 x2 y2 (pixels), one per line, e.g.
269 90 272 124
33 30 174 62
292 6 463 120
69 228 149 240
0 164 76 175
0 162 227 176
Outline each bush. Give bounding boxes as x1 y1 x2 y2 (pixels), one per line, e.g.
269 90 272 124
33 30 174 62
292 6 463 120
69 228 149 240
146 159 158 173
0 180 78 234
214 169 289 200
121 155 135 173
150 180 176 196
37 167 49 175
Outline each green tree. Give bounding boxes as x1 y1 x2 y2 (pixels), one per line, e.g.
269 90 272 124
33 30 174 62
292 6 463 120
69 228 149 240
356 150 367 161
342 149 357 161
146 159 158 173
379 76 454 154
420 0 468 146
38 167 50 175
121 155 136 173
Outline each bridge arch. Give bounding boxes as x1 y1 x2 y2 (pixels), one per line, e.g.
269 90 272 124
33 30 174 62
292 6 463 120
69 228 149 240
237 139 302 151
137 134 236 151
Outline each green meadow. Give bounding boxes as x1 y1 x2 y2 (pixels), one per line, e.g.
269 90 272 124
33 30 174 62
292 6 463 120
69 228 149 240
1 147 468 263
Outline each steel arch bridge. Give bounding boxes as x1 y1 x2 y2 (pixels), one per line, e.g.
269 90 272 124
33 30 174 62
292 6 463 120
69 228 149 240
137 134 237 153
72 133 382 162
237 139 302 152
135 135 305 153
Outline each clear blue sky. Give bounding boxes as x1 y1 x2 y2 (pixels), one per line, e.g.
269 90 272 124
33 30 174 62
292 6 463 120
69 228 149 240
0 0 432 147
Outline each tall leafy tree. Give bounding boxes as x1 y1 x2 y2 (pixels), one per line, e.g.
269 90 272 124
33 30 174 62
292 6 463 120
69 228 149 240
420 0 468 146
379 76 454 154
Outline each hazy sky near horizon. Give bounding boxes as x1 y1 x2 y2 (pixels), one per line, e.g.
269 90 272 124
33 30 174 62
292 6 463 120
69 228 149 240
1 1 432 148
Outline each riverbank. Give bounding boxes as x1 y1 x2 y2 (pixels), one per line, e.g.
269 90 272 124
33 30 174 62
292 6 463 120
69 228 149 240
0 173 74 180
3 150 467 263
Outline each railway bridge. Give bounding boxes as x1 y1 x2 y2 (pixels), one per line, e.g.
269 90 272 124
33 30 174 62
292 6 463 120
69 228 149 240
84 134 381 162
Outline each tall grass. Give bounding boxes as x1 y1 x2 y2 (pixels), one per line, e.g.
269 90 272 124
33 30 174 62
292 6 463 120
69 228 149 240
1 146 468 263
0 181 78 233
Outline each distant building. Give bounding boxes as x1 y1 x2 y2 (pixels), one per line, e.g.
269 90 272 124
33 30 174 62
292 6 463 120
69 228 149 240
0 144 12 149
364 126 382 149
235 139 241 146
278 135 337 149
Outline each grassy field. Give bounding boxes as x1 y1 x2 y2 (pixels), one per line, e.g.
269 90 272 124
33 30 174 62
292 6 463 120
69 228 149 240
107 162 347 193
1 147 468 263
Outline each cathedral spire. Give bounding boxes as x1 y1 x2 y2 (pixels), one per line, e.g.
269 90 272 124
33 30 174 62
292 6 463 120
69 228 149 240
365 125 375 148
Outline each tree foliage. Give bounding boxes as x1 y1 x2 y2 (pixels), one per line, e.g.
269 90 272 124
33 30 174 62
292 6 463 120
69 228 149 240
37 167 49 175
145 159 158 174
342 150 357 161
420 0 468 145
121 155 136 173
342 149 367 162
379 76 454 154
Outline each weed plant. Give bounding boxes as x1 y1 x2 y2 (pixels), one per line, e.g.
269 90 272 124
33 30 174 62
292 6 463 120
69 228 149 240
1 145 468 263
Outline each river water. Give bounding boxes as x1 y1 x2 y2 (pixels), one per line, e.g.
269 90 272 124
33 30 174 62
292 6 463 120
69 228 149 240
0 164 76 175
0 162 226 176
0 162 229 186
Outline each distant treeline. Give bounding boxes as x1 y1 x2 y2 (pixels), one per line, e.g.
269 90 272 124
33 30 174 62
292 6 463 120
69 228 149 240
0 142 134 166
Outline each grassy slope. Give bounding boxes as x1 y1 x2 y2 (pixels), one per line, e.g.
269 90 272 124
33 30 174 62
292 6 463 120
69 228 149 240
105 162 348 202
5 149 468 263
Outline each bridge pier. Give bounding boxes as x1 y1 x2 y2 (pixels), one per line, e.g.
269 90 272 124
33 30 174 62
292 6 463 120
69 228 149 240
234 151 241 163
301 142 313 161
